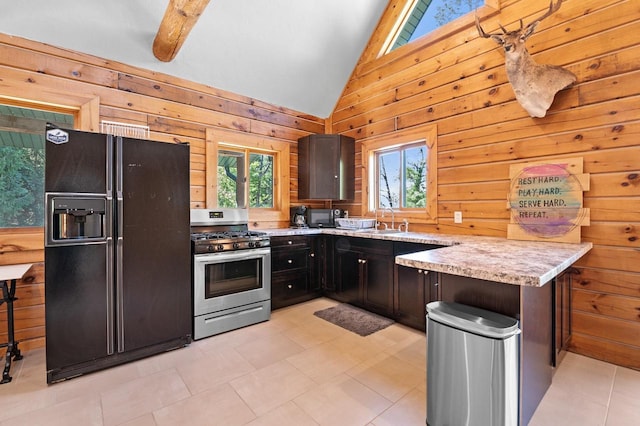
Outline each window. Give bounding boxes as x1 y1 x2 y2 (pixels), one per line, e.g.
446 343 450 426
206 128 290 222
363 126 438 223
376 143 427 209
0 104 74 228
217 149 274 208
385 0 485 53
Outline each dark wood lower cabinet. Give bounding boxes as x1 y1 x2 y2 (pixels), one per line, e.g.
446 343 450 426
270 235 321 310
394 242 443 330
331 236 394 316
395 266 432 330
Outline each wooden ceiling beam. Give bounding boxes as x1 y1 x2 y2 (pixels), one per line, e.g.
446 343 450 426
153 0 211 62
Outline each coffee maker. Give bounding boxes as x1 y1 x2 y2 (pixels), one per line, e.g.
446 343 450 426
290 205 307 228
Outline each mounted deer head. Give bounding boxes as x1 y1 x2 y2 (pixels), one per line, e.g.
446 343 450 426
476 0 576 118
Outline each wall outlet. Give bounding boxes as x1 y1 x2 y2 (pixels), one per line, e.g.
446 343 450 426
454 211 463 223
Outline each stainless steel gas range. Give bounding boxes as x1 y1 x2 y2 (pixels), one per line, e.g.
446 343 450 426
190 209 271 340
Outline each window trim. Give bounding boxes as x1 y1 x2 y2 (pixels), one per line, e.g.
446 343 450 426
205 128 290 222
0 96 97 236
377 0 499 58
361 125 438 224
375 141 427 210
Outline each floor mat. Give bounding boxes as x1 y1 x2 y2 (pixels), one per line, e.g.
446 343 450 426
313 303 394 336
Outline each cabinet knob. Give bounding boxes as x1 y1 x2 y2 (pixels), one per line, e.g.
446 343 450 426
288 240 292 245
434 282 439 287
334 175 338 179
418 270 423 274
310 253 315 257
287 259 293 264
361 259 367 264
287 284 293 289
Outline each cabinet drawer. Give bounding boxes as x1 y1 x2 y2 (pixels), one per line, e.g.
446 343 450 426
272 248 309 271
270 235 310 248
272 270 309 301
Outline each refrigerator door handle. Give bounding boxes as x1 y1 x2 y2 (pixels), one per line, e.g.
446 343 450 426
106 135 114 198
116 235 125 353
116 136 125 353
106 237 115 355
116 137 124 238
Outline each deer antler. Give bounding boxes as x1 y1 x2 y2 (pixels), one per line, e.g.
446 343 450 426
475 14 506 44
522 0 563 40
529 0 563 26
476 0 563 40
476 14 498 38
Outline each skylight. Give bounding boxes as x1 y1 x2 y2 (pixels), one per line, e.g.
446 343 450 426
388 0 484 52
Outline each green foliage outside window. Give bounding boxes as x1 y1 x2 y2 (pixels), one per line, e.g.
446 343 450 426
404 146 426 208
217 149 274 208
249 153 273 208
0 146 44 227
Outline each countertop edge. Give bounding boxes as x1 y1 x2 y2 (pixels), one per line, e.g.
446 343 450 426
261 228 593 287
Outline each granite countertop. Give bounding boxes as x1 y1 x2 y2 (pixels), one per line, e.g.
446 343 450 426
261 227 592 287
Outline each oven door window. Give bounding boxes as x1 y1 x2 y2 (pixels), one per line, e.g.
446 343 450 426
204 257 263 298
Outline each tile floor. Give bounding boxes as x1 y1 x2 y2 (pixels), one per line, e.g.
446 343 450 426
1 298 638 425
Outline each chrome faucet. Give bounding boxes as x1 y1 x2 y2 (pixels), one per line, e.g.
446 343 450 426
381 206 395 230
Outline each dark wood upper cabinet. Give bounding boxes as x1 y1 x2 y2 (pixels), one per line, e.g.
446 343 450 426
298 134 355 200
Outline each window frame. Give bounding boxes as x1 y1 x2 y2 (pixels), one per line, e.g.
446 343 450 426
0 96 96 235
378 0 499 58
361 125 438 224
216 147 275 209
205 128 290 222
375 141 428 210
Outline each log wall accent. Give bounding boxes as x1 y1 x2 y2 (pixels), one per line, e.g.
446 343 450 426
329 0 640 369
1 0 638 371
0 32 325 350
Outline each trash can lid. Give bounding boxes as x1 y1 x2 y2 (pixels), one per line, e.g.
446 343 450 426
426 301 520 339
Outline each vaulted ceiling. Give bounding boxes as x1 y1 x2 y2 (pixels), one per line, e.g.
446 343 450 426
0 0 389 118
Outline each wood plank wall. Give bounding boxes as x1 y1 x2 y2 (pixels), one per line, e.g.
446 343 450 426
329 0 640 369
0 33 325 351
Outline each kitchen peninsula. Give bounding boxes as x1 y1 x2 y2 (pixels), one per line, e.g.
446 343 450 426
264 227 592 425
266 227 591 286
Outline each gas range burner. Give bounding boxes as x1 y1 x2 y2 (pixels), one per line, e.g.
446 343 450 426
191 231 270 254
192 230 267 241
190 209 270 254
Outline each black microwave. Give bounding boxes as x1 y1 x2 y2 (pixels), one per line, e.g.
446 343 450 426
307 208 345 228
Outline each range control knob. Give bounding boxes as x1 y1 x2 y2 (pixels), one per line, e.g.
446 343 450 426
216 244 224 252
248 241 256 248
233 242 240 250
207 245 215 252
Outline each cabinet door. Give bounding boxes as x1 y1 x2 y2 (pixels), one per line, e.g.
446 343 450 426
395 265 429 330
298 135 354 200
362 250 394 316
310 135 339 199
323 236 335 292
309 236 323 291
334 247 362 305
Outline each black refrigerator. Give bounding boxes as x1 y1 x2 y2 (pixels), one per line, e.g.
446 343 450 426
44 125 191 383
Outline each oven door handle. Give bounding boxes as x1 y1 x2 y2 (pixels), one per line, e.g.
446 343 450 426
194 247 271 264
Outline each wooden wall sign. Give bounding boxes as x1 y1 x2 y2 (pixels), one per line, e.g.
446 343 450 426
508 157 590 243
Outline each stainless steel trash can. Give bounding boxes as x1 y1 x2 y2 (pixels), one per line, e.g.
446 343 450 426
426 301 520 426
